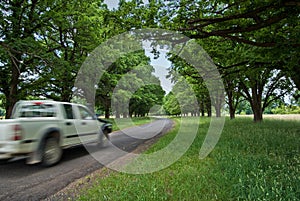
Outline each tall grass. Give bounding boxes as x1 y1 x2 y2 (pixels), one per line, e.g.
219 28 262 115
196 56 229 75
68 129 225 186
78 117 300 200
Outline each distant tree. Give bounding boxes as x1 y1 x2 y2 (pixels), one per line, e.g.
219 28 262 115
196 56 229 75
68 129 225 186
163 92 181 116
130 84 165 117
96 51 151 118
171 77 199 116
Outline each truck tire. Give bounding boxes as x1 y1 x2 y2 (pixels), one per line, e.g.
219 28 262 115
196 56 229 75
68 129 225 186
103 128 110 141
98 129 109 148
42 137 62 167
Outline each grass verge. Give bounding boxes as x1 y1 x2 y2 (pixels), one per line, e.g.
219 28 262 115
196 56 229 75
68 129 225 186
78 117 300 200
110 117 153 131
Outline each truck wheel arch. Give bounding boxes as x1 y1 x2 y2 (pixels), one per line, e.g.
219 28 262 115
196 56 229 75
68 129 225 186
35 128 62 160
40 128 61 144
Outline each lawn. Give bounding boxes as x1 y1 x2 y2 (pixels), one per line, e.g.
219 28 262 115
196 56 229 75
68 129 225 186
78 117 300 200
109 117 154 131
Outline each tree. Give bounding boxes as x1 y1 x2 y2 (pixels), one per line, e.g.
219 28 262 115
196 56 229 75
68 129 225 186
162 0 300 89
163 92 181 116
0 0 51 118
130 84 165 117
168 47 223 117
34 0 107 101
111 58 165 118
0 0 108 118
96 50 152 118
238 67 293 122
112 73 143 118
169 77 199 116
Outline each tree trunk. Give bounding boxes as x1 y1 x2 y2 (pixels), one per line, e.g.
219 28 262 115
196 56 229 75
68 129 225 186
229 106 236 119
214 90 224 118
207 107 212 117
105 107 110 119
252 105 263 122
227 90 236 119
291 66 300 91
251 94 263 122
115 104 120 118
215 107 221 117
6 98 16 119
6 63 20 119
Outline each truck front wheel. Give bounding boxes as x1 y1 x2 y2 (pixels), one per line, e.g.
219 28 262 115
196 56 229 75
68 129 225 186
42 138 62 167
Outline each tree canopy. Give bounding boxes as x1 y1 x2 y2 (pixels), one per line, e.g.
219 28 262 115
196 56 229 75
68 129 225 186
0 0 299 121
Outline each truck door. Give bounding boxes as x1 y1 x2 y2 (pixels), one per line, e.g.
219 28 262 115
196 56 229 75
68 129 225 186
74 105 99 144
62 104 80 146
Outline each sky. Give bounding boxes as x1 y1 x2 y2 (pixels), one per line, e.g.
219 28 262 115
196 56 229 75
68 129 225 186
104 0 149 10
143 43 174 94
104 0 119 10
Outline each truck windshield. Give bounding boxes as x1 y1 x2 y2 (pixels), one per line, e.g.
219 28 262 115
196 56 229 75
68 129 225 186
18 104 57 118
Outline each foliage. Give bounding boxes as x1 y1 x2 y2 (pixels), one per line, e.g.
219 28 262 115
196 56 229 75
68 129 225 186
0 0 299 120
159 0 300 120
130 84 165 117
167 51 213 117
272 105 300 114
171 77 199 116
239 68 294 121
33 0 108 102
0 0 108 118
97 51 151 118
106 51 165 118
163 92 181 116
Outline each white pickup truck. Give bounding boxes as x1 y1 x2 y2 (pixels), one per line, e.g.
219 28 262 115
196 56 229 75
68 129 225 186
0 100 112 166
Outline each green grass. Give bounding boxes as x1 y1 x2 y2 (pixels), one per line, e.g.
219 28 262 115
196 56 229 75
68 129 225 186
109 117 153 131
78 117 300 201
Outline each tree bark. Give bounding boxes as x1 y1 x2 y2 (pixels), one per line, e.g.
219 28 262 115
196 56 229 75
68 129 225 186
105 107 110 119
226 85 235 119
251 84 263 122
252 102 263 122
6 59 20 119
207 107 212 117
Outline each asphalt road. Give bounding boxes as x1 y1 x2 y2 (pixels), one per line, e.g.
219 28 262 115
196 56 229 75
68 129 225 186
0 118 173 201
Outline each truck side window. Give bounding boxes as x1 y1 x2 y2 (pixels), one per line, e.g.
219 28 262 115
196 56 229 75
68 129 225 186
78 106 94 120
19 104 56 117
63 104 74 119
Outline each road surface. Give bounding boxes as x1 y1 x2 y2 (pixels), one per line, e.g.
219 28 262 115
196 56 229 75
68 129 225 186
0 118 173 201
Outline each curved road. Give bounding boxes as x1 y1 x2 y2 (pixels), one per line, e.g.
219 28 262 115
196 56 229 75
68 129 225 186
0 118 173 201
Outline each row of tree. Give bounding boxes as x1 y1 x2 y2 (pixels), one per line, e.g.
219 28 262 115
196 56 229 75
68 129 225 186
1 0 299 122
156 0 299 122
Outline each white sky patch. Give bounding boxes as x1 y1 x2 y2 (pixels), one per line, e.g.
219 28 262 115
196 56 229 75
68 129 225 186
104 0 119 10
143 41 173 94
104 0 149 10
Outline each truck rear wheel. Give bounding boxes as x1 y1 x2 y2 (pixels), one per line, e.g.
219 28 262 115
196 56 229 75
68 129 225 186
103 129 110 141
98 129 109 148
42 138 62 167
